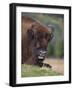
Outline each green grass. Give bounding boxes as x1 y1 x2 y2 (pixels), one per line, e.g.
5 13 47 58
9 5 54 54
21 64 62 77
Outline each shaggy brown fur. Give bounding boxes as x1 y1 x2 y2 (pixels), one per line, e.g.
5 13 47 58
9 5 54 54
22 16 53 66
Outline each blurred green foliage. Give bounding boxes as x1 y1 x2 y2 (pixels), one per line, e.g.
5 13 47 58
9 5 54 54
22 13 64 58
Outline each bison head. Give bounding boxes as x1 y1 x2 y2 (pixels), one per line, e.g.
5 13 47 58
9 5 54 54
27 21 54 66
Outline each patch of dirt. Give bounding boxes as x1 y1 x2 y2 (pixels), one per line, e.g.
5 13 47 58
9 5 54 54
43 58 64 74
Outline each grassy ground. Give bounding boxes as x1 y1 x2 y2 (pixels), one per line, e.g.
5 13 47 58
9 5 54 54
21 58 64 77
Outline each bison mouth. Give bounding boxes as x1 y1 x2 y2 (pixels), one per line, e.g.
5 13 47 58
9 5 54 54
34 48 47 67
36 48 47 60
35 48 52 68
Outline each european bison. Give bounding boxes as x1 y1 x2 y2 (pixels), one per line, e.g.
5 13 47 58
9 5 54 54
22 16 53 67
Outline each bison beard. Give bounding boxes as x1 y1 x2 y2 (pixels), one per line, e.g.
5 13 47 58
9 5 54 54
22 16 53 68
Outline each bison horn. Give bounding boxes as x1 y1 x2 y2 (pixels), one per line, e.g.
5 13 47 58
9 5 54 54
48 24 55 31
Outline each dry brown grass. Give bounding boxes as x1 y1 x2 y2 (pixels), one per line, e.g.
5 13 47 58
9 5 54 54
43 58 64 75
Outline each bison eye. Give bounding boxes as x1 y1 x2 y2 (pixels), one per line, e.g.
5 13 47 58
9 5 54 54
27 29 34 40
45 33 48 39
